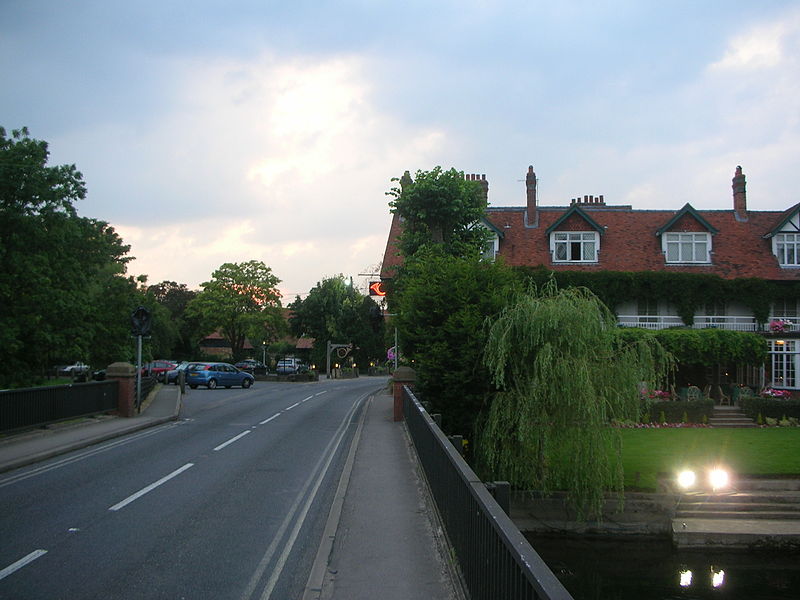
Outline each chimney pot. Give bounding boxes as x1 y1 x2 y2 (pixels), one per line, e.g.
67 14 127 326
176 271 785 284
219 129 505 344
526 166 537 225
732 165 747 221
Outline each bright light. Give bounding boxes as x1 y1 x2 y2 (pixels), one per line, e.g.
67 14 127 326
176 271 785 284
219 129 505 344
711 567 725 588
709 468 730 490
679 570 693 587
677 470 697 489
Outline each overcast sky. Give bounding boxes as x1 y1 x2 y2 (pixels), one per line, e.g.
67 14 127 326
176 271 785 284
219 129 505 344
2 1 799 299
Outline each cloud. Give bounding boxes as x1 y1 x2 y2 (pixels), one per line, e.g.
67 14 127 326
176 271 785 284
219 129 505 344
97 51 451 296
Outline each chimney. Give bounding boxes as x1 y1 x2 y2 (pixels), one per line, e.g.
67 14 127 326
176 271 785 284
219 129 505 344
465 173 489 202
526 166 537 224
400 170 413 190
732 166 747 221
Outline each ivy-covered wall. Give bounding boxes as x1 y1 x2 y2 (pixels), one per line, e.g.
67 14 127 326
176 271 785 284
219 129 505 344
514 267 800 325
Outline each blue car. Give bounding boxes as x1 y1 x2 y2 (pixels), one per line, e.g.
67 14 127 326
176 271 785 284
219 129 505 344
186 362 255 390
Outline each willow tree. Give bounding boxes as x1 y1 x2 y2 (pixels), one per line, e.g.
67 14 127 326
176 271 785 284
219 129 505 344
478 281 672 519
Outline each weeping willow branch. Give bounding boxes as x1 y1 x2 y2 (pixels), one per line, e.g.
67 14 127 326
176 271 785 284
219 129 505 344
477 279 672 520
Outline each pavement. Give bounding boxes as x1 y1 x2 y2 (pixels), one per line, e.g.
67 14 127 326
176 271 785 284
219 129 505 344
0 383 462 600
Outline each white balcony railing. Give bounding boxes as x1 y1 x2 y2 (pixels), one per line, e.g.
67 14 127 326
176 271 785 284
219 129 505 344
617 315 767 332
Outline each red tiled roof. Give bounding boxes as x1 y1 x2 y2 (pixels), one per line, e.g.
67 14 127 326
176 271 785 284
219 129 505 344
381 169 798 281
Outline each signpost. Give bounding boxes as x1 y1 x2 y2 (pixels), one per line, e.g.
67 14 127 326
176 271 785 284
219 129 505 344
130 306 152 413
326 341 353 379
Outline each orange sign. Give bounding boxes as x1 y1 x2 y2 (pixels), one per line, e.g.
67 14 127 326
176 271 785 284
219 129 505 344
368 281 386 296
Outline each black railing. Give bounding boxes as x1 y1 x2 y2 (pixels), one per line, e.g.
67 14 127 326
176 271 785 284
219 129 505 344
0 381 119 433
135 375 157 412
402 386 573 600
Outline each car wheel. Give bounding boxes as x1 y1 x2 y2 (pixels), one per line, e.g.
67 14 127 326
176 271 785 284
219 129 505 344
242 378 252 389
225 385 231 389
207 378 217 390
189 385 197 389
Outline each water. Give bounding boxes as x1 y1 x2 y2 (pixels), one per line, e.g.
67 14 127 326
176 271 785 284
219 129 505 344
526 534 800 599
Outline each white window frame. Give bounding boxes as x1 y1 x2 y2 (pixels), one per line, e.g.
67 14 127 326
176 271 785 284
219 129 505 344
551 231 598 263
775 233 800 267
663 232 710 264
769 339 798 389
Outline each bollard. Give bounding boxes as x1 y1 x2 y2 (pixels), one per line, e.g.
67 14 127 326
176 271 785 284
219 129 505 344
179 369 186 394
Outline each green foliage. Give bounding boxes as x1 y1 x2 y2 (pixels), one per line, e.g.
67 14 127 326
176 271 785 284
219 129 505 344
0 127 137 385
186 261 284 361
515 267 798 327
288 275 385 369
392 249 519 436
146 281 201 359
387 166 491 259
478 280 673 520
740 397 800 420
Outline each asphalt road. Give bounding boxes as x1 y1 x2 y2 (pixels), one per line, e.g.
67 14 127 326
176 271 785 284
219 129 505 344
0 376 387 599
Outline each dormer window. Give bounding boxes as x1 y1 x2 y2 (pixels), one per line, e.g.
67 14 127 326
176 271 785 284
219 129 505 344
664 232 710 263
775 233 800 266
552 232 598 262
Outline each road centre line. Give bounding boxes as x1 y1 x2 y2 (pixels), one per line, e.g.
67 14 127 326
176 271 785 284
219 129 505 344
285 402 300 411
302 396 313 402
259 413 281 425
0 549 47 581
108 463 194 511
314 391 327 396
214 430 251 452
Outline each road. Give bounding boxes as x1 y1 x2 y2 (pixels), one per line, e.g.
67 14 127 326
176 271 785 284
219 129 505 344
0 376 387 599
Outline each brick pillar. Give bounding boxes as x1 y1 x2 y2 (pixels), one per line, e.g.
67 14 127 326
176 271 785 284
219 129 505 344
392 366 416 422
107 362 136 417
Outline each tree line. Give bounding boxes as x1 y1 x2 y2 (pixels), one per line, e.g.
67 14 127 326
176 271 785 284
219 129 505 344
0 127 387 388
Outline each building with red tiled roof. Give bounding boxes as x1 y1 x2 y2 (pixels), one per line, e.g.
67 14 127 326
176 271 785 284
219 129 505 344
381 166 800 391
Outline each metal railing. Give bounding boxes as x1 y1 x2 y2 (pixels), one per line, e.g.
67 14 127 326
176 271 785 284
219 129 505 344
617 314 770 331
0 380 118 433
402 386 573 600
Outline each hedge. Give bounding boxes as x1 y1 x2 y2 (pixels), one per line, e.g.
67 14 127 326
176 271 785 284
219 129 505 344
641 398 714 424
740 397 800 420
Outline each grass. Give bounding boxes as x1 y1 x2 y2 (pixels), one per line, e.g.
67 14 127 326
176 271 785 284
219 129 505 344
619 428 800 491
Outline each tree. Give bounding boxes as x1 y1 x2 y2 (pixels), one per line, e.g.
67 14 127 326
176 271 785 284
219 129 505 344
392 249 519 436
387 166 492 259
186 261 283 360
289 275 385 369
147 281 201 359
477 280 672 519
0 127 136 385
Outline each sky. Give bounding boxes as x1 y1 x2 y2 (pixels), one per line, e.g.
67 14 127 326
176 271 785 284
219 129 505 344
2 1 799 300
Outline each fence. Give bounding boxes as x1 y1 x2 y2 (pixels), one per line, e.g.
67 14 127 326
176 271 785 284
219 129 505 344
402 386 573 600
0 380 119 433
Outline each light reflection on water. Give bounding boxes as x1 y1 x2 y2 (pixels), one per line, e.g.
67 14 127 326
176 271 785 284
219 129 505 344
525 533 800 600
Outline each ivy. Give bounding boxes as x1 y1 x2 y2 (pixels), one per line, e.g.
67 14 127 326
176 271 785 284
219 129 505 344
513 268 794 326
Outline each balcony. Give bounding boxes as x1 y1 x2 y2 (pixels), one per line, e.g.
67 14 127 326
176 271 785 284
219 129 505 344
616 315 769 332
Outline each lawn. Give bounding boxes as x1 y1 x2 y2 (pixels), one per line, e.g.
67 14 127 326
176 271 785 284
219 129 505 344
619 427 800 491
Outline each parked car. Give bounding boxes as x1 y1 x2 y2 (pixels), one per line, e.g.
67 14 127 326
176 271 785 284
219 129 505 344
141 360 177 382
59 362 89 377
186 362 255 389
165 361 201 384
276 358 306 375
234 359 268 375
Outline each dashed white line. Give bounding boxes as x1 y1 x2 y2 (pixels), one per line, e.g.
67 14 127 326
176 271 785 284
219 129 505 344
302 396 313 402
314 391 327 396
259 413 281 425
214 430 252 452
285 402 300 411
108 463 194 511
0 550 47 581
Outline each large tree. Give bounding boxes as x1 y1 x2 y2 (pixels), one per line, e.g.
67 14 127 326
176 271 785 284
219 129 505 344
288 275 385 369
0 127 136 385
186 261 284 360
387 166 491 259
147 280 201 359
478 280 672 519
392 249 519 436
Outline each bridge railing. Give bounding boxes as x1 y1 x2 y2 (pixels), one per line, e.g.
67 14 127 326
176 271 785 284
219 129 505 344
0 380 119 433
402 385 573 600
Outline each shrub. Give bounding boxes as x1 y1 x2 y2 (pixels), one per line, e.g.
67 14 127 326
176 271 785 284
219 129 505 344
741 397 800 420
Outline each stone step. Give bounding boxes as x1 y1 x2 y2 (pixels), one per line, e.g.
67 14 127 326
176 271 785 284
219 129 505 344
672 518 800 550
678 499 800 510
676 509 800 520
680 490 800 503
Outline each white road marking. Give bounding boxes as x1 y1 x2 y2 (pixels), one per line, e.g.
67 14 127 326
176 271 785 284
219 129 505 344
214 431 251 452
0 549 47 581
302 396 313 402
284 402 300 411
259 413 281 425
108 463 194 511
314 391 327 396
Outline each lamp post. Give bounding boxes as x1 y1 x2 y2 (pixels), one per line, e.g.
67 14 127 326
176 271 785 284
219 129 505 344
262 342 266 366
